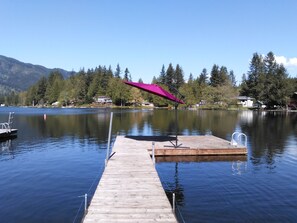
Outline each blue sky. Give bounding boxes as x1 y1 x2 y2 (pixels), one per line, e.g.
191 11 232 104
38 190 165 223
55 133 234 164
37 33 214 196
1 0 297 84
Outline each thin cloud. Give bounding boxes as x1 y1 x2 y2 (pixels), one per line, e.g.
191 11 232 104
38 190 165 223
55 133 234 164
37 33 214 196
275 55 297 67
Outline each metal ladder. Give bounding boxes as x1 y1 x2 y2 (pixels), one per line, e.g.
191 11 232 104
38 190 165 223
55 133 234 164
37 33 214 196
0 112 14 133
231 131 247 147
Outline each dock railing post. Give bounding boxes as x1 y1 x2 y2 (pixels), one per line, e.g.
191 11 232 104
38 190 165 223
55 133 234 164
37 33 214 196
84 193 88 214
172 193 176 214
152 142 155 165
105 112 113 166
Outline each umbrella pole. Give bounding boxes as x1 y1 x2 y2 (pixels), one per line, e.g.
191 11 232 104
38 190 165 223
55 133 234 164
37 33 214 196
175 103 178 147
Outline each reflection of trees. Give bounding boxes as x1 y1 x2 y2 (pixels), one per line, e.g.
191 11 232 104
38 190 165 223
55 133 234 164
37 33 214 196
240 111 297 166
22 113 112 143
150 110 238 139
162 163 185 207
18 109 241 146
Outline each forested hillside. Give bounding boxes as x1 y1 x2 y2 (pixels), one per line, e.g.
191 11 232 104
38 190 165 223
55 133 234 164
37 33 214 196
0 55 72 93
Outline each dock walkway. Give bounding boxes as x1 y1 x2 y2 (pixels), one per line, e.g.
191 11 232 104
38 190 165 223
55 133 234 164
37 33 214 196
83 136 177 223
84 134 247 222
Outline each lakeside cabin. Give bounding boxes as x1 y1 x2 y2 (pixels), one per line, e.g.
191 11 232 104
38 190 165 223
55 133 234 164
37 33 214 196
94 96 112 104
237 96 254 108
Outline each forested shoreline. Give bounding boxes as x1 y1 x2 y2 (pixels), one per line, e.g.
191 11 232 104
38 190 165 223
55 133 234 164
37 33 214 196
2 51 297 109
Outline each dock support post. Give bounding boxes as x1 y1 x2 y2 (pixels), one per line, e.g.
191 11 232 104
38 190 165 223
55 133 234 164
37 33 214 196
105 112 113 166
172 193 176 213
152 142 155 165
84 194 87 213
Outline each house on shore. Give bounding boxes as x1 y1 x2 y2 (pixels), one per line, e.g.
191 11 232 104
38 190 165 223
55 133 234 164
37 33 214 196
237 96 254 108
94 96 112 104
141 101 154 107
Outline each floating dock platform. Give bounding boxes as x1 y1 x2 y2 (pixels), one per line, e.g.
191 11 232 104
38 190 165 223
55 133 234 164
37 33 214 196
0 129 17 139
125 135 247 156
84 135 246 222
152 135 247 156
0 112 17 139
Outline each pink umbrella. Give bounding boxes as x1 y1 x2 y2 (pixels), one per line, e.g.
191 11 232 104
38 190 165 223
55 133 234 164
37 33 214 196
124 80 186 148
123 81 185 104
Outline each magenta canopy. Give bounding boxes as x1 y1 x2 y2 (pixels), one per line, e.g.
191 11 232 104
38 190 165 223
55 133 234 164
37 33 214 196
124 81 184 104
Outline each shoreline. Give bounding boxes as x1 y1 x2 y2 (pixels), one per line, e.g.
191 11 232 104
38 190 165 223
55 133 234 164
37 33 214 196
2 105 297 112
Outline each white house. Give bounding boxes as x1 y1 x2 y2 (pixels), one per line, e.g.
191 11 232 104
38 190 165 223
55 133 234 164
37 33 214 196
94 96 112 104
237 96 254 108
141 101 154 107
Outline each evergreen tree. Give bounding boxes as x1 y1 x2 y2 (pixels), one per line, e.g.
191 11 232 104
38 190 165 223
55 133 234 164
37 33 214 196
262 52 289 108
107 65 113 78
159 65 166 84
273 64 289 107
210 64 220 87
114 64 121 78
219 66 229 85
152 76 158 84
165 63 174 87
124 68 130 81
88 73 100 98
36 76 47 104
188 73 194 84
246 53 265 100
45 71 64 104
101 66 110 93
198 68 208 85
174 64 185 89
26 85 38 106
229 70 236 87
240 73 249 96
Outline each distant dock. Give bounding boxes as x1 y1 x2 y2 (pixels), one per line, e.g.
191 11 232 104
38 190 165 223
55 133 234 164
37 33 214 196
0 112 17 139
83 135 246 222
0 129 17 139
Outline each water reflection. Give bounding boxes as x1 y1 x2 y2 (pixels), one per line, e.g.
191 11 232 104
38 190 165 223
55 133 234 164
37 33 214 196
162 163 185 207
3 108 296 166
240 111 297 166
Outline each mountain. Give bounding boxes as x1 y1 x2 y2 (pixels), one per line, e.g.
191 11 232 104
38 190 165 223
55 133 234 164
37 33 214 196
0 55 73 94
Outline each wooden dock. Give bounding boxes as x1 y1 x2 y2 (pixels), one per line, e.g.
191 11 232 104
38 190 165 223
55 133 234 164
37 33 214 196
84 135 246 222
0 129 17 139
151 135 247 156
83 136 177 223
125 135 247 156
0 112 17 139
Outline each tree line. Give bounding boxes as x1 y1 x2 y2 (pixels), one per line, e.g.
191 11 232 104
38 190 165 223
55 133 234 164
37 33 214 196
2 51 297 109
240 52 296 108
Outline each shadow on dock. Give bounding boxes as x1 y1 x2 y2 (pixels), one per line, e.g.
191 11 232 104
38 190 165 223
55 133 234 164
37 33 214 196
125 135 176 142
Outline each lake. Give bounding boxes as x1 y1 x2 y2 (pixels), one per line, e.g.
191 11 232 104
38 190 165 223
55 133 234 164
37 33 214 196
0 107 296 222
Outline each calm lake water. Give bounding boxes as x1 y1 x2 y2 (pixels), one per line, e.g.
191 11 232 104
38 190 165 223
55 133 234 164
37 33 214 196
0 107 296 223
